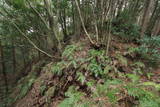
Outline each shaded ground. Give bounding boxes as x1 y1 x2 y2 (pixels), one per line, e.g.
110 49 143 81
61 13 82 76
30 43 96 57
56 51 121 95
5 36 160 107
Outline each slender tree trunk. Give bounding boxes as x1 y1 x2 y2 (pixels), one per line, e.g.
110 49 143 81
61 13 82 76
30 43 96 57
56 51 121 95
0 40 8 107
21 48 26 68
140 0 152 37
73 0 81 37
44 0 59 51
146 0 160 35
152 18 160 35
12 38 16 73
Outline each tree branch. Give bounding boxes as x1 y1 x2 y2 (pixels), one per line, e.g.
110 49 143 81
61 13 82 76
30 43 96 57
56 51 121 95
26 0 50 30
12 22 54 58
75 0 95 44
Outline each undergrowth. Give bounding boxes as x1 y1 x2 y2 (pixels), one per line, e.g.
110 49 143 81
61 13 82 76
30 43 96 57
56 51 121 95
50 44 160 107
128 36 160 66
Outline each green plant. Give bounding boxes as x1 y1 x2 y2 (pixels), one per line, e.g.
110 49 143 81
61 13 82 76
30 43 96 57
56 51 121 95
59 86 85 107
131 61 145 68
62 45 81 60
124 78 160 107
87 49 111 77
16 72 37 100
111 9 141 41
93 79 123 104
76 72 86 85
87 59 103 77
40 85 47 96
126 73 140 83
51 61 67 75
115 53 128 66
139 36 160 60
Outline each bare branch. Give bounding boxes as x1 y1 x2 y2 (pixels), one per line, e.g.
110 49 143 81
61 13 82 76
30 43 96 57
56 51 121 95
12 22 54 58
75 0 95 44
26 0 50 30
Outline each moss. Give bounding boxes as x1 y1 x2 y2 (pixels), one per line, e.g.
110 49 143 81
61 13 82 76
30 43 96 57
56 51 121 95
45 86 56 103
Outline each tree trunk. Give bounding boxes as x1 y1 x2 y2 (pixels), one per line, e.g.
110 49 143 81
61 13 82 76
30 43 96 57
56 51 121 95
140 0 152 37
12 38 16 73
0 40 8 107
146 0 160 36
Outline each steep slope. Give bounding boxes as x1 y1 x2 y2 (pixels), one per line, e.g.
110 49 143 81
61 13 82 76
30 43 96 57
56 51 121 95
8 36 160 107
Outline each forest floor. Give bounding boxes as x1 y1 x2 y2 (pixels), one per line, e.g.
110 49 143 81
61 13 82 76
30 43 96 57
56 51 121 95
4 35 160 107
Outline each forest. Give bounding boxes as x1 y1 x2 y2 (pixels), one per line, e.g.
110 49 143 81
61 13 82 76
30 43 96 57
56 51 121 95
0 0 160 107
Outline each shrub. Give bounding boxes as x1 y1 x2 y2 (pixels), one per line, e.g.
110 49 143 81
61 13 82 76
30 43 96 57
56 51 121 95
137 36 160 64
111 9 140 41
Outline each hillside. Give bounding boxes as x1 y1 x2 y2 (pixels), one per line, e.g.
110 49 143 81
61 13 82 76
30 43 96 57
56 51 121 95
0 0 160 107
5 36 160 107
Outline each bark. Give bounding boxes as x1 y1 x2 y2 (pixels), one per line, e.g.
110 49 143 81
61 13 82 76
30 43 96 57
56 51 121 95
12 38 16 73
72 0 81 37
75 0 95 44
152 18 160 35
43 0 61 52
146 0 160 35
140 0 152 37
0 40 8 107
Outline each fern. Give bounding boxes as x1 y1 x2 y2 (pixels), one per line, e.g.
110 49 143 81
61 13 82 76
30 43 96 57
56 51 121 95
87 59 103 77
76 72 86 85
106 89 119 103
51 61 67 75
62 45 82 61
124 81 160 107
17 78 36 100
141 82 160 91
139 99 160 107
132 61 145 68
126 73 140 83
62 45 78 58
88 49 105 57
125 84 145 98
115 53 128 66
59 86 85 107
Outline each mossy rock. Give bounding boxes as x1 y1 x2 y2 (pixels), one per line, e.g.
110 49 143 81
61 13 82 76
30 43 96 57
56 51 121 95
45 86 56 98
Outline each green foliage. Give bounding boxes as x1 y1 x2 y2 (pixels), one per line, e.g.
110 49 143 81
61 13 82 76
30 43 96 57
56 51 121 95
52 45 83 75
142 82 160 91
87 59 103 77
40 85 47 96
15 72 37 100
11 0 26 9
62 45 80 60
138 36 160 62
93 79 123 104
124 78 160 107
125 84 146 98
111 10 140 41
127 73 140 83
140 36 160 48
88 49 105 57
131 61 145 74
87 49 111 77
59 86 85 107
51 61 67 75
115 53 128 66
76 72 86 85
131 61 145 68
130 36 160 65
